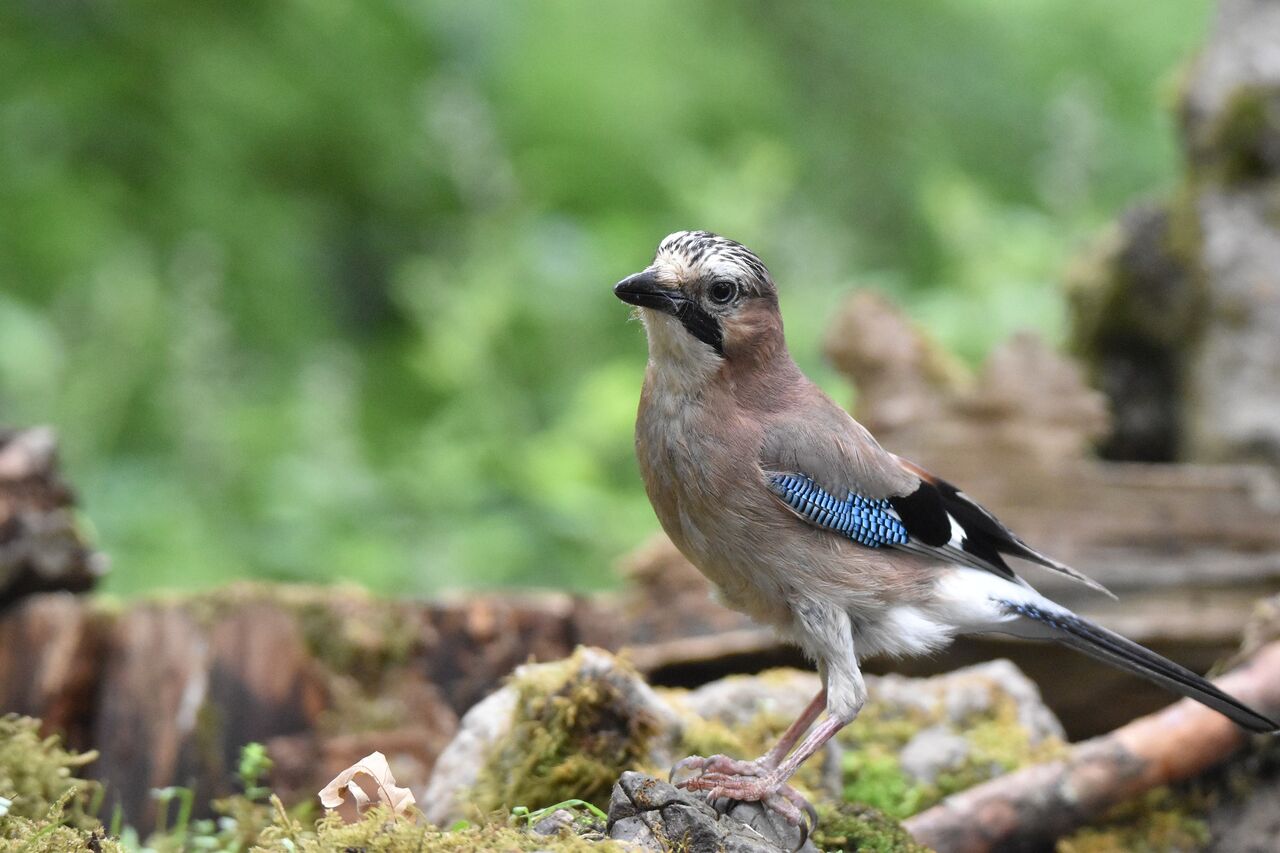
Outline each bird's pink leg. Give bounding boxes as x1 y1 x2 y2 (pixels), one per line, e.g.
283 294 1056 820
762 688 827 766
670 689 835 828
681 715 848 826
670 688 826 780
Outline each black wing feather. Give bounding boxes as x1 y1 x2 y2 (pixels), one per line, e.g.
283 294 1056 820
889 479 1020 582
895 459 1111 595
886 485 950 547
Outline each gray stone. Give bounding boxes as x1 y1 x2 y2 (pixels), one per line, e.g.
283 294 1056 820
606 771 817 853
872 659 1064 744
680 669 822 728
898 726 971 784
531 808 576 836
420 683 517 826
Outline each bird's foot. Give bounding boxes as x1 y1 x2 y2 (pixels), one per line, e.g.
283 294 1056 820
669 752 772 782
669 754 817 834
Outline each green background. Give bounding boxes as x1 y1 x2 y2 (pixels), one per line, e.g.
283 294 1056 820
0 1 1210 596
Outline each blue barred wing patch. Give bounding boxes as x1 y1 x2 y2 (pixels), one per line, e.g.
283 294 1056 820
768 473 909 548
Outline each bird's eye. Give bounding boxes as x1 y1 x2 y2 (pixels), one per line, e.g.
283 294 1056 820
708 279 738 305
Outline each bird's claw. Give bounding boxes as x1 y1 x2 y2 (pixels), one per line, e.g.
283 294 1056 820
668 753 718 783
668 753 818 846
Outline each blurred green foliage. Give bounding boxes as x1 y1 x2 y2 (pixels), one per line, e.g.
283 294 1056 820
0 1 1209 595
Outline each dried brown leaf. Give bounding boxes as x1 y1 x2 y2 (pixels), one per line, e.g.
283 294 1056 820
317 750 416 823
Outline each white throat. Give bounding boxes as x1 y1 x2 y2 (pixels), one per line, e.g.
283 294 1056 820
640 310 722 400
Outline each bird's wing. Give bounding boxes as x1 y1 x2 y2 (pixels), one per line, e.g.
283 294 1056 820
897 456 1112 595
759 402 1112 596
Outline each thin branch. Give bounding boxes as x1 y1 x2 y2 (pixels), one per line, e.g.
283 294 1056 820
903 640 1280 853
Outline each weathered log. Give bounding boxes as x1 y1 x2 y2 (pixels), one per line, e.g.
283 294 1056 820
419 592 583 714
91 599 333 827
0 585 607 833
0 592 106 745
902 639 1280 852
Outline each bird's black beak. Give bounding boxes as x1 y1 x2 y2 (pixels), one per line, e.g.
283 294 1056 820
613 271 683 315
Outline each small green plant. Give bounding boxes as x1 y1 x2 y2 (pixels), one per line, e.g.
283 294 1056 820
510 799 609 825
236 742 274 802
509 798 611 838
150 786 195 839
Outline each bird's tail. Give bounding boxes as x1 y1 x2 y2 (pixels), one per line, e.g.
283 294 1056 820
1006 601 1278 734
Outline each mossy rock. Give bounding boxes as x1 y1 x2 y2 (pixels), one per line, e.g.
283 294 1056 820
465 647 681 817
428 651 1064 848
836 662 1067 819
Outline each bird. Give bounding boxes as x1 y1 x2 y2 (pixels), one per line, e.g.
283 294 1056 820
613 229 1277 831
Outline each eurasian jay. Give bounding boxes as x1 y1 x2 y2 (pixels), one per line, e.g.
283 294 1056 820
613 230 1276 829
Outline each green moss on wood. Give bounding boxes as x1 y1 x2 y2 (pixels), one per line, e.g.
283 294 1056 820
293 592 421 682
1056 788 1209 853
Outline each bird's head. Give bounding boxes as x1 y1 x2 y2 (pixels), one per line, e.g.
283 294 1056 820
614 231 783 373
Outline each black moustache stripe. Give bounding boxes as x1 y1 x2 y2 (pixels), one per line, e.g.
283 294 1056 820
675 301 724 355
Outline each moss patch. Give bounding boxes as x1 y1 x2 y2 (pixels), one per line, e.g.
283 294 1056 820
0 799 122 853
1056 788 1209 853
671 712 748 762
253 803 618 853
1203 84 1280 185
837 676 1066 818
0 716 119 852
0 715 100 829
470 649 665 815
811 802 932 853
181 581 422 682
292 589 421 682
